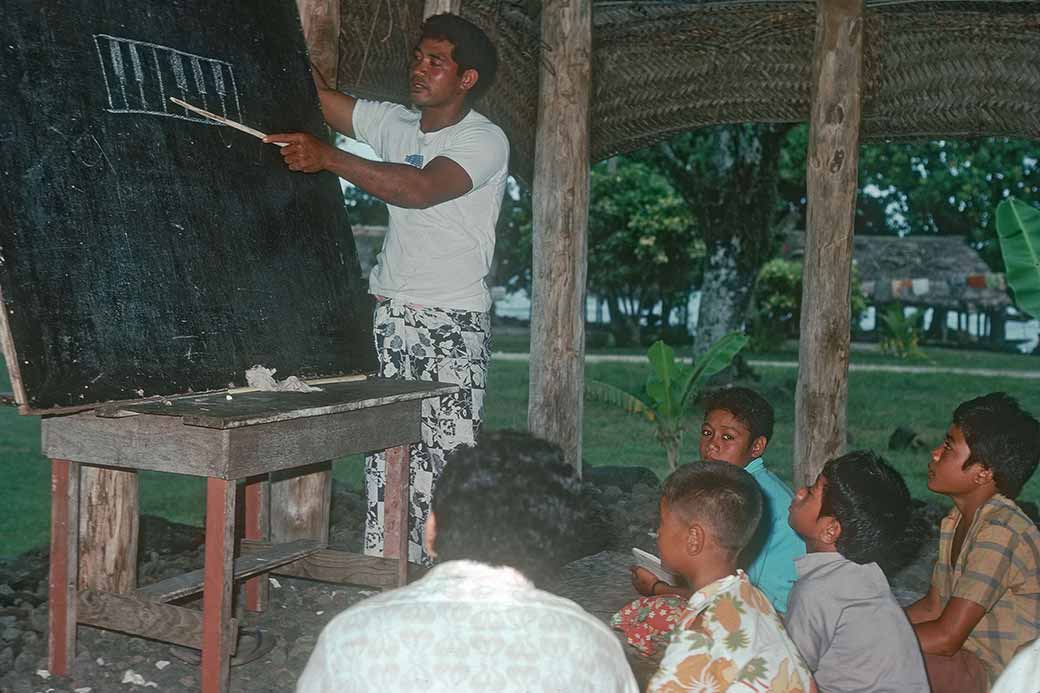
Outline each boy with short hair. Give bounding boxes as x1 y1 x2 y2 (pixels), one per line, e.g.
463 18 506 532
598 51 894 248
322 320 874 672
647 461 814 693
906 392 1040 692
786 450 929 692
621 388 803 654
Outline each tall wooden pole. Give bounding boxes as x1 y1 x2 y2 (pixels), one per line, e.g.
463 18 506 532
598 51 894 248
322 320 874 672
270 0 344 547
424 0 461 17
528 0 592 473
296 0 340 88
794 0 864 487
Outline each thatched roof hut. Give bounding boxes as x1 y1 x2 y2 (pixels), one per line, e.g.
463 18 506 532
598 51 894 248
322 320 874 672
781 232 1011 311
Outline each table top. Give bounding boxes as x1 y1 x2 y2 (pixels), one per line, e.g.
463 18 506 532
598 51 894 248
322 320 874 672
93 378 458 430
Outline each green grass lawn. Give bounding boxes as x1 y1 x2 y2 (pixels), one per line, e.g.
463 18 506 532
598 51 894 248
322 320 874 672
2 347 1038 556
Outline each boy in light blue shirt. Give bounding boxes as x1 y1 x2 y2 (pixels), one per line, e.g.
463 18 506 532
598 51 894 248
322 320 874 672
697 387 804 613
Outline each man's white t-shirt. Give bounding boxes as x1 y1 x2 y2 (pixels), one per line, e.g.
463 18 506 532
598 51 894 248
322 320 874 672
351 99 509 312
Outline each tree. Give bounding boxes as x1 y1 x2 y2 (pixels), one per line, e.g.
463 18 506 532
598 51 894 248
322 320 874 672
586 159 702 345
779 128 1040 271
641 124 792 356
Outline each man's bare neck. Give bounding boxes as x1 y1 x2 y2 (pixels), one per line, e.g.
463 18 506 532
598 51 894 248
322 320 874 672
420 102 470 133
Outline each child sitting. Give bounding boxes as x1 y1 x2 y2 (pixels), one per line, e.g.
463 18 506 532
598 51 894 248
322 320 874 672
628 388 803 614
906 392 1040 692
785 450 929 692
647 461 814 692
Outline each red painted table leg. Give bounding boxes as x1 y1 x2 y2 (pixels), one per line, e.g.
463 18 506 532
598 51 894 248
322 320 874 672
48 459 80 676
243 475 268 612
382 445 411 586
201 478 236 693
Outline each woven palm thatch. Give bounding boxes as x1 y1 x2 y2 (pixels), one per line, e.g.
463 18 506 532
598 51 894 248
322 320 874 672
782 231 1012 309
336 1 1040 182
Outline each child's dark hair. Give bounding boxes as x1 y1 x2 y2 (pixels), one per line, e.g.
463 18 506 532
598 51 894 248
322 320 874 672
702 387 774 442
820 450 914 570
431 430 584 583
663 461 763 556
953 392 1040 499
420 13 497 102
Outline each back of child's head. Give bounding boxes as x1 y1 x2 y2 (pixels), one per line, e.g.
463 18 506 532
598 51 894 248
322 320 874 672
662 461 763 557
820 450 913 569
953 392 1040 499
431 430 585 583
702 387 775 442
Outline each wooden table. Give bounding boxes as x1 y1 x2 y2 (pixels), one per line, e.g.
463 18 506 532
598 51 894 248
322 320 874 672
40 378 456 693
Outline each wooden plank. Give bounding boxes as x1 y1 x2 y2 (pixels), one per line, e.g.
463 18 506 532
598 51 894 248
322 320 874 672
136 539 322 604
42 412 226 477
382 445 411 585
223 400 420 479
79 465 138 593
527 0 592 474
240 541 423 589
94 379 457 429
270 461 331 544
201 478 235 693
48 459 79 676
296 0 340 88
794 0 864 487
78 589 238 651
242 475 269 612
43 398 424 479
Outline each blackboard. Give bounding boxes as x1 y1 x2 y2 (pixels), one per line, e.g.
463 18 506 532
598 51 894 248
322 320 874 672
0 0 376 414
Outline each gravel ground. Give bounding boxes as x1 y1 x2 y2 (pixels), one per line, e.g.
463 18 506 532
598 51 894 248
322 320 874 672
0 473 1005 693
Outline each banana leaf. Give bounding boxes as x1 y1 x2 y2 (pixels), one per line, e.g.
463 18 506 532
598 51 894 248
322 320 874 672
646 340 688 418
584 380 656 421
678 332 749 409
996 198 1040 319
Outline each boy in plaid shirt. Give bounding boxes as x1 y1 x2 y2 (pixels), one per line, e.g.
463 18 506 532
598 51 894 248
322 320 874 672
906 393 1040 692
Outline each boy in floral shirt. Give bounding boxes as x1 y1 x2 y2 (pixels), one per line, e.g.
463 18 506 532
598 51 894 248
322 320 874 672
647 461 815 693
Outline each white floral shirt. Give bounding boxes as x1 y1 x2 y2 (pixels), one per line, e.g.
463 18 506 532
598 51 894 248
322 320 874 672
296 560 638 693
648 570 816 693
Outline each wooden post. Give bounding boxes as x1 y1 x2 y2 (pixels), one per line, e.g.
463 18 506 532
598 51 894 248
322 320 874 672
201 478 236 693
79 465 138 593
295 0 340 88
794 0 864 487
381 445 411 586
48 459 79 676
243 475 269 611
424 0 461 18
527 0 592 473
270 461 332 544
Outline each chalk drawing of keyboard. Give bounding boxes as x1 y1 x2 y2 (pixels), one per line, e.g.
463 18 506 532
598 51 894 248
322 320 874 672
93 34 243 125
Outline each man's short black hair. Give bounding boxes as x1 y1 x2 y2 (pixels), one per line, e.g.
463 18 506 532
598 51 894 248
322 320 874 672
662 461 763 556
820 450 913 568
702 387 775 442
420 13 497 102
431 430 584 582
953 392 1040 499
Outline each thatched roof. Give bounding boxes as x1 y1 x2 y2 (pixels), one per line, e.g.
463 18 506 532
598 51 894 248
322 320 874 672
336 0 1040 183
781 231 1012 309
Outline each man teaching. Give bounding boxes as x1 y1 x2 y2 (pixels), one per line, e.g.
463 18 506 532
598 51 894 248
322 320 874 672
267 13 509 565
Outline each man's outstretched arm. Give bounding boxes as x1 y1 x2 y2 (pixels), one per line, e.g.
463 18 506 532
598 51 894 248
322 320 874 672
264 132 472 209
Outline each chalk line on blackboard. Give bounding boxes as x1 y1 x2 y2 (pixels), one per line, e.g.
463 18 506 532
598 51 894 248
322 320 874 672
93 34 244 128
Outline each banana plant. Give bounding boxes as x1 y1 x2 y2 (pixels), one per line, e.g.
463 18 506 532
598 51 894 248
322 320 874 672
995 198 1040 319
586 332 748 470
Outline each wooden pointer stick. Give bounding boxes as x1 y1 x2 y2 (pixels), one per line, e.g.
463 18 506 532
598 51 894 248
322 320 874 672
169 97 287 147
